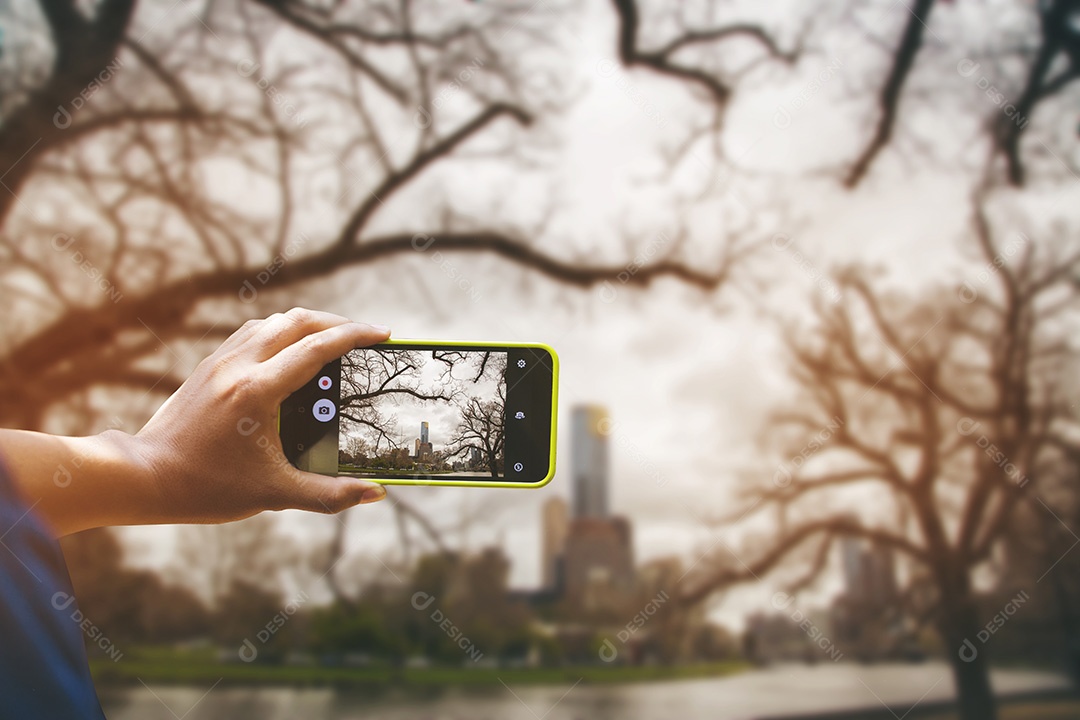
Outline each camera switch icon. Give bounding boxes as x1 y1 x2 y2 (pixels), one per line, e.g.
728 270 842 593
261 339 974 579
312 398 337 423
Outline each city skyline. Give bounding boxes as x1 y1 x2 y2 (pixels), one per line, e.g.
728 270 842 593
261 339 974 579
338 349 508 476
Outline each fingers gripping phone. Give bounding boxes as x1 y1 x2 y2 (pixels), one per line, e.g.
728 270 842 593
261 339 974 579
279 340 559 487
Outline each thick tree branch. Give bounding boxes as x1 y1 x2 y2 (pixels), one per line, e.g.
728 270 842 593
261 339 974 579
997 0 1080 185
610 0 792 108
844 0 935 187
0 229 735 426
0 0 137 220
656 24 796 63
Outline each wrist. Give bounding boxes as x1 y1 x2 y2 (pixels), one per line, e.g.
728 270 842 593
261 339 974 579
58 429 166 532
103 429 170 526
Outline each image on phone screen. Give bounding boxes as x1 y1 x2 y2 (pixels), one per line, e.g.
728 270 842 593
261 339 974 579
279 343 557 486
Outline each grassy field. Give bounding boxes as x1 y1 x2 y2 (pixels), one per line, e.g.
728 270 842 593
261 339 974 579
90 649 749 688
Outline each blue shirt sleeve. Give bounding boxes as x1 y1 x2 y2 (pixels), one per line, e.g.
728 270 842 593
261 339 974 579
0 458 106 719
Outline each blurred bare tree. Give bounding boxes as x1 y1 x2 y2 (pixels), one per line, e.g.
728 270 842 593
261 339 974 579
0 0 741 433
606 3 1080 717
62 528 212 645
680 205 1080 719
174 514 294 607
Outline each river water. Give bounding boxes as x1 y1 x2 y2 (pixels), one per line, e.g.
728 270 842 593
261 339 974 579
99 662 1070 720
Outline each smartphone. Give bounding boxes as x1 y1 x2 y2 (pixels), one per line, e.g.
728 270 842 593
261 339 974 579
279 340 558 487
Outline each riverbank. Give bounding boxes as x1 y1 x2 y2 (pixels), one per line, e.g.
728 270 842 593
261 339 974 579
761 688 1080 720
90 649 748 688
96 662 1073 720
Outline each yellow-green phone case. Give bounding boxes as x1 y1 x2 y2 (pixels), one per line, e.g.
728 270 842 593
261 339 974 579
281 339 559 489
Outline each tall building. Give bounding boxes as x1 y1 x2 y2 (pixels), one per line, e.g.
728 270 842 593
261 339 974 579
842 539 897 606
541 497 568 590
840 537 863 593
571 405 609 518
413 421 433 462
831 538 902 660
861 546 898 606
541 405 635 614
563 517 634 612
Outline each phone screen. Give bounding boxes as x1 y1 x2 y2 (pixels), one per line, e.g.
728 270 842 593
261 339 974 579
279 343 557 486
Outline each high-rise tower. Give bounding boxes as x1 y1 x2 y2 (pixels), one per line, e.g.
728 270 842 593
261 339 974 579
557 406 635 611
541 497 568 591
571 405 609 518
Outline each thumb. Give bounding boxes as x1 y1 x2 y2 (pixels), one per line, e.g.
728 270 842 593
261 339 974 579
285 470 388 514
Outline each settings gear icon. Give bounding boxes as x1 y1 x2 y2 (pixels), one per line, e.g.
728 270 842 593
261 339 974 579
517 359 527 368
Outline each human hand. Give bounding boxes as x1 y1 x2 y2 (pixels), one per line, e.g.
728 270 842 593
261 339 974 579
129 308 392 525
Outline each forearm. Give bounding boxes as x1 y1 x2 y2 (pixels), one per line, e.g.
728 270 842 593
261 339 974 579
0 429 160 536
0 310 389 537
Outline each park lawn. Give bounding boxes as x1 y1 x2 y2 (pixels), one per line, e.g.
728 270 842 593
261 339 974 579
90 651 748 688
